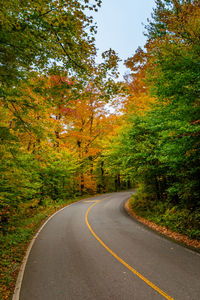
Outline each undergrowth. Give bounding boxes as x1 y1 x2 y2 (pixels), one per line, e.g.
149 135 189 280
130 188 200 241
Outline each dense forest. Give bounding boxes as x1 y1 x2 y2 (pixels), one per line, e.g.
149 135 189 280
0 0 200 297
110 0 200 240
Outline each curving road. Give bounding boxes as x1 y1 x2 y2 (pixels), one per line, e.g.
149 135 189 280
17 191 200 300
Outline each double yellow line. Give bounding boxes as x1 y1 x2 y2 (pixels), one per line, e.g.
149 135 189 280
85 199 174 300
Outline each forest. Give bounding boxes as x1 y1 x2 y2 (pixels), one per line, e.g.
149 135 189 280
0 0 200 298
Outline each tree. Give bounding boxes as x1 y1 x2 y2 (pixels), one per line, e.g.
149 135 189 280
121 0 200 209
0 0 101 83
0 0 102 151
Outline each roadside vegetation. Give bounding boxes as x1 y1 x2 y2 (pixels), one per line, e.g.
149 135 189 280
130 186 200 240
1 0 200 298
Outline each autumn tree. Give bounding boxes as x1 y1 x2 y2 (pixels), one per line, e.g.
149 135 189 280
0 0 110 231
144 0 200 207
0 0 102 164
106 0 200 227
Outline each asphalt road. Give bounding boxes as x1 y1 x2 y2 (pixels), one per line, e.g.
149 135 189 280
18 191 200 300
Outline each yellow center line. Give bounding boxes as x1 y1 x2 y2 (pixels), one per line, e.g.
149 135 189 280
85 200 174 300
83 200 101 203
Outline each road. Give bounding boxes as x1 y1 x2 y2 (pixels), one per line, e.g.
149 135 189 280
17 191 200 300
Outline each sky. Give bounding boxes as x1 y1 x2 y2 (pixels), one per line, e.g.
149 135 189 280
93 0 156 80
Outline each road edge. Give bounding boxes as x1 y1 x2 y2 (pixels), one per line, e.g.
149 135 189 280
12 192 110 300
125 198 200 255
12 198 87 300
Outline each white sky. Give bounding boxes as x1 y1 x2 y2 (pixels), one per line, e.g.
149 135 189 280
93 0 156 80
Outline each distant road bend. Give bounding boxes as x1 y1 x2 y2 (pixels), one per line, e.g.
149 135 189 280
16 191 200 300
